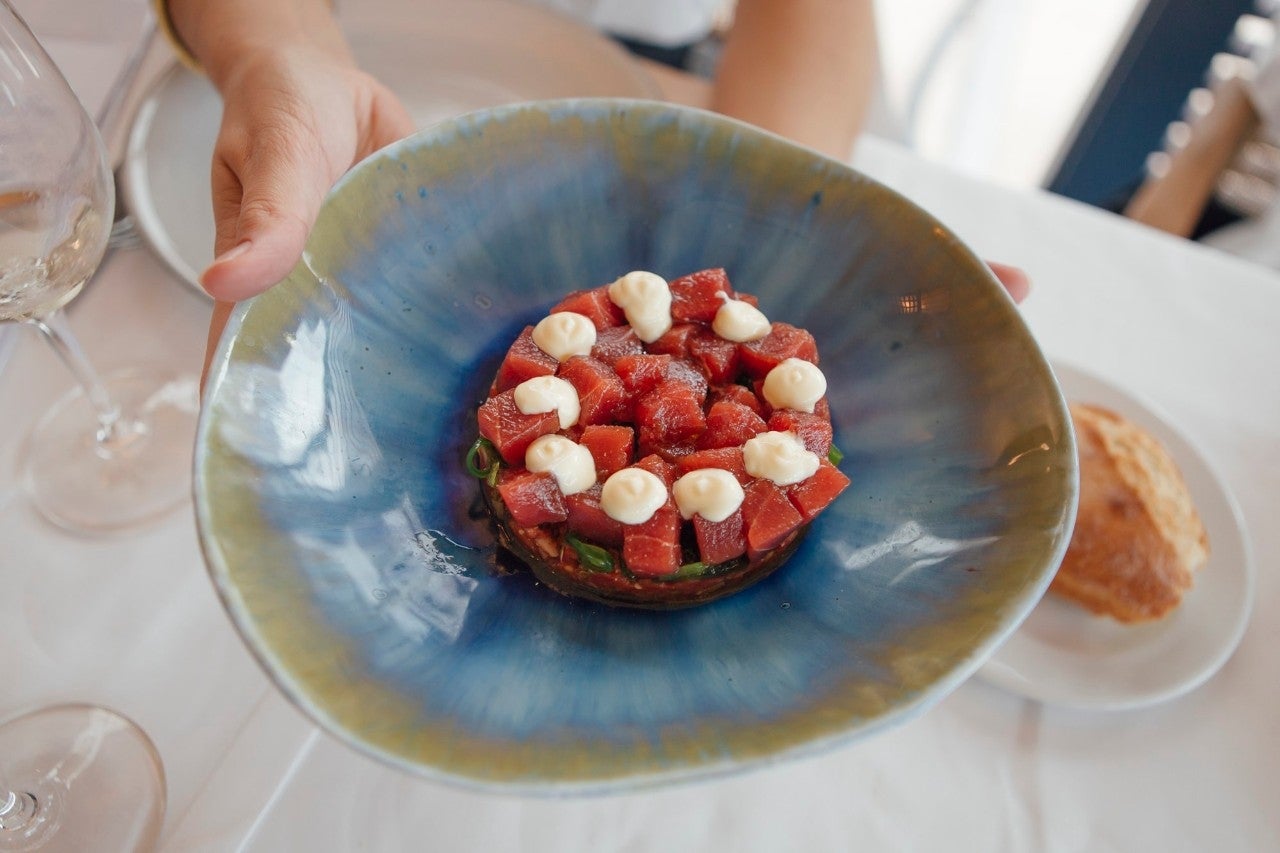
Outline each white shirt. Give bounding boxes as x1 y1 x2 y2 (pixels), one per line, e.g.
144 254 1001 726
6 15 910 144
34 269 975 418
531 0 727 47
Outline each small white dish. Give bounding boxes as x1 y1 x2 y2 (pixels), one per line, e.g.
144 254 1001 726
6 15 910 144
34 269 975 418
120 0 658 292
978 361 1255 711
983 361 1254 712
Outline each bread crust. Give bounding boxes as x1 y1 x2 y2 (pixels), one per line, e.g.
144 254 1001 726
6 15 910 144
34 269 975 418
1050 403 1209 622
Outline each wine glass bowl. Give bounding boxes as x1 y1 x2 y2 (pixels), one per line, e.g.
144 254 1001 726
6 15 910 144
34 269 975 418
0 187 109 321
0 57 112 321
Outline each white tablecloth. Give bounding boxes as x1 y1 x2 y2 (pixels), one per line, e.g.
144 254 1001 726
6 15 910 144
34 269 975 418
3 18 1278 853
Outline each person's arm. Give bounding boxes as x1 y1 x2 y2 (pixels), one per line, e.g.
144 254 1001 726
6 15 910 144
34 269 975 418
1124 78 1261 237
166 0 413 297
710 0 877 160
164 0 347 82
161 0 414 381
709 1 1029 299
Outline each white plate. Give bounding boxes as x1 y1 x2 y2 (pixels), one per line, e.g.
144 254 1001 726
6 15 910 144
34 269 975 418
977 361 1255 711
121 0 659 291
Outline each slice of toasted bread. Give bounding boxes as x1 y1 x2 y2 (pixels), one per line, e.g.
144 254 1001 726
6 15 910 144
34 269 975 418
1050 403 1209 622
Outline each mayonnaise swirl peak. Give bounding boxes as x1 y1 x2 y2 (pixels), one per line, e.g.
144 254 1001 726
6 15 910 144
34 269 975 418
742 430 820 486
672 468 745 522
513 376 581 429
712 297 771 342
607 271 672 343
761 357 827 413
524 435 596 495
532 311 596 362
600 467 669 525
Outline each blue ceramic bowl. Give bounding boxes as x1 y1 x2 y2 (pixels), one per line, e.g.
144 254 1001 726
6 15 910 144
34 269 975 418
196 99 1077 794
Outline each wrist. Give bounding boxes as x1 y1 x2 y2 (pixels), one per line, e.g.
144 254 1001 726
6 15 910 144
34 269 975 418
163 0 349 89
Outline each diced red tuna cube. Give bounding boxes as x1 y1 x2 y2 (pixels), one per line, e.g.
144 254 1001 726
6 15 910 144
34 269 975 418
688 328 742 385
669 268 734 323
550 286 626 329
699 400 768 449
623 504 682 577
633 453 678 487
676 447 749 483
664 359 708 403
741 479 805 561
693 509 747 565
648 323 698 358
739 323 819 379
614 354 673 397
751 379 772 417
477 390 560 465
559 356 628 425
767 409 833 456
788 460 850 521
494 326 558 392
652 443 699 463
579 424 634 477
710 383 765 416
590 326 645 366
497 470 569 527
564 484 624 547
634 381 706 455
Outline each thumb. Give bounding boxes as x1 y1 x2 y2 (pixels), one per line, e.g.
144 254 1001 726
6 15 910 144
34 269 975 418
987 261 1031 304
200 142 332 302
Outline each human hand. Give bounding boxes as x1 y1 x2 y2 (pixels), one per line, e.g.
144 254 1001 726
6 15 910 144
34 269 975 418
988 261 1030 303
199 42 414 383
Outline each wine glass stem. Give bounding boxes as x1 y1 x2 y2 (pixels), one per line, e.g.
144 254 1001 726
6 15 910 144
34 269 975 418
27 309 125 445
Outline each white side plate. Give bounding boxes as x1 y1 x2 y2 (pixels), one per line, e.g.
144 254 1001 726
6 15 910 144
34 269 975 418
978 361 1255 711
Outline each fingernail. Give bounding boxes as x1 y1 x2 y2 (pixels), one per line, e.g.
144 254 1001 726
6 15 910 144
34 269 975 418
211 239 252 267
199 240 253 295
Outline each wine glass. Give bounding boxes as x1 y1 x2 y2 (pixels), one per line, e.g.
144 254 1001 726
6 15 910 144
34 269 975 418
0 704 165 852
0 0 197 533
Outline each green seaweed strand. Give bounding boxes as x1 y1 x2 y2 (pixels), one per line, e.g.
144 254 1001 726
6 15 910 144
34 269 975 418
566 534 614 572
466 437 501 483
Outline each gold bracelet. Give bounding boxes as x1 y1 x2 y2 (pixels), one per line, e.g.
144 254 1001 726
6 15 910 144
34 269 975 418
151 0 203 71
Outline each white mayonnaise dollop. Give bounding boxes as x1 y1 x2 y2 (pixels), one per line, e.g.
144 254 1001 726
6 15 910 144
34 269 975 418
607 271 672 343
672 468 745 522
761 357 827 413
524 435 596 495
513 376 581 429
742 430 820 486
532 311 596 362
600 467 669 525
712 298 771 342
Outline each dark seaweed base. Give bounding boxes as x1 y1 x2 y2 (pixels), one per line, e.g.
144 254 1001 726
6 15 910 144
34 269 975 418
482 480 807 610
